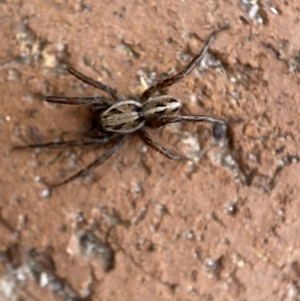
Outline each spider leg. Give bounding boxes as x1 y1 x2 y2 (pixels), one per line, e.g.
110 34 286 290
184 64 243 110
46 96 110 107
152 115 227 127
91 104 109 112
138 129 188 160
68 67 120 100
140 25 229 101
13 136 113 150
50 136 126 188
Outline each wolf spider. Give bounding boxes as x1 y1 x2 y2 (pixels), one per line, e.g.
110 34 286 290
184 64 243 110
16 25 229 188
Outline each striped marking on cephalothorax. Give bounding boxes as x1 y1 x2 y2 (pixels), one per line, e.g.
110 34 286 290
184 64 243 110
142 96 181 120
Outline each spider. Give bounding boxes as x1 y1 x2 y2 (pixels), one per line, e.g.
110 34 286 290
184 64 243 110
16 25 229 188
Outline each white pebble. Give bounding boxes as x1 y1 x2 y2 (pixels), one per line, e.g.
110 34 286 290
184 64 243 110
41 188 51 198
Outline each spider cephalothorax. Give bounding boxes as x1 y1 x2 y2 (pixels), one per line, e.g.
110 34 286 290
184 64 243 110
15 25 230 188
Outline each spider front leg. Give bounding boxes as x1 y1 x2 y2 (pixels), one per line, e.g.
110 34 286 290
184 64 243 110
67 67 120 101
138 130 188 160
158 115 227 126
140 25 229 101
49 136 126 188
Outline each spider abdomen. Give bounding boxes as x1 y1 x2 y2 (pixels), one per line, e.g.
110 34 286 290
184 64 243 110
100 100 145 133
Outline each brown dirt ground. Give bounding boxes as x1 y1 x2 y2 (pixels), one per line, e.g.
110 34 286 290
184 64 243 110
1 1 300 301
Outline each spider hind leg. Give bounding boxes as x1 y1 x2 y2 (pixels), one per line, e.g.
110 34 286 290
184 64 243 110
49 136 126 188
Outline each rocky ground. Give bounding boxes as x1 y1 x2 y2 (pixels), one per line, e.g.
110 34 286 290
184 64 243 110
1 1 300 300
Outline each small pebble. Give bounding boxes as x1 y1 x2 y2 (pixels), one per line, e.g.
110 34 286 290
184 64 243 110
41 188 51 198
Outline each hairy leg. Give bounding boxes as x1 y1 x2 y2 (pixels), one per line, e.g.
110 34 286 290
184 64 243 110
151 115 226 128
140 25 229 101
138 129 188 160
68 67 120 100
46 96 110 107
13 136 113 150
50 136 126 188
